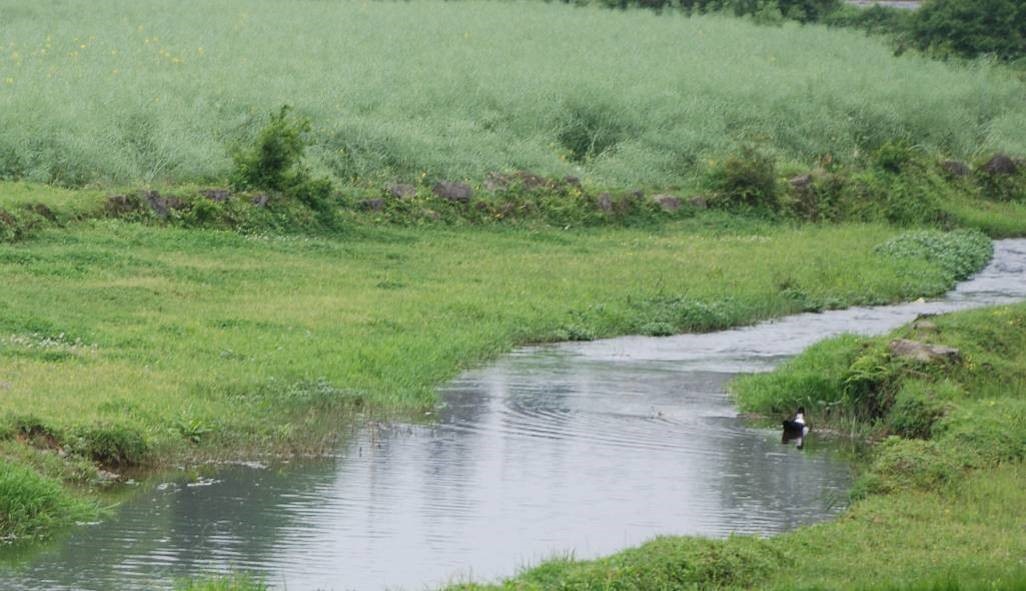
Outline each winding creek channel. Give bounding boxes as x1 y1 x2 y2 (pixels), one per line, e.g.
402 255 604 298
3 239 1026 591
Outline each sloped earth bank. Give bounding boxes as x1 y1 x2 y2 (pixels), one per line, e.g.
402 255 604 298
2 241 1025 590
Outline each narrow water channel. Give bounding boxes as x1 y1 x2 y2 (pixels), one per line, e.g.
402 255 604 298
3 240 1025 591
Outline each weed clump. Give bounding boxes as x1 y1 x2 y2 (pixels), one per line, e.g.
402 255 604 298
874 229 993 282
0 460 91 539
556 100 632 163
706 148 779 214
73 424 149 467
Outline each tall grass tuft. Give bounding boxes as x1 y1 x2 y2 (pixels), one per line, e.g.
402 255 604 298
0 460 92 539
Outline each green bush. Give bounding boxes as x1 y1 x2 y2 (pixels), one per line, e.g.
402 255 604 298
230 106 312 192
707 148 779 213
907 0 1026 61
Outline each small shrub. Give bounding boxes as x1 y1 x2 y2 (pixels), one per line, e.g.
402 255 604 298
230 106 312 192
75 424 149 467
556 100 632 163
842 344 904 419
706 148 779 213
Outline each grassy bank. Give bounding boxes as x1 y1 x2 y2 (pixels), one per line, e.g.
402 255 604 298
1 0 1025 189
0 210 998 539
450 302 1026 590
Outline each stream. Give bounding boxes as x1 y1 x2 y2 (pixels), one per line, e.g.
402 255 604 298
2 239 1025 591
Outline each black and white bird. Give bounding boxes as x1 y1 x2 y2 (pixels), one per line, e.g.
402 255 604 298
782 407 810 449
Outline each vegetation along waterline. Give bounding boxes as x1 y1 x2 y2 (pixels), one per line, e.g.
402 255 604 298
448 300 1026 590
0 0 1025 587
0 213 1000 540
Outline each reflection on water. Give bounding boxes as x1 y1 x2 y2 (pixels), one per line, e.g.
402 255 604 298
2 240 1025 591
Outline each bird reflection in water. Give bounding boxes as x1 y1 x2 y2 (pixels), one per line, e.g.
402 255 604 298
782 407 810 450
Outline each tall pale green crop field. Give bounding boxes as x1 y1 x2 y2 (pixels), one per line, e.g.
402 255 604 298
0 0 1024 188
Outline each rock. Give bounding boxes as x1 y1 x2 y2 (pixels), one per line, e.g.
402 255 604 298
0 381 11 390
200 188 232 202
687 195 709 210
104 194 144 216
484 171 552 192
387 183 416 199
889 339 960 364
145 190 185 218
432 181 473 203
359 198 386 212
596 192 614 213
653 194 681 212
981 154 1019 176
483 173 507 192
912 320 938 332
789 174 813 191
941 160 971 178
912 314 938 332
251 194 270 207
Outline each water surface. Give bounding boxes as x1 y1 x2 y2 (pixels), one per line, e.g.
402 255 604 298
3 240 1025 591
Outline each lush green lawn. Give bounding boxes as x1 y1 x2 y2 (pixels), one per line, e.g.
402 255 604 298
453 302 1026 590
1 0 1023 188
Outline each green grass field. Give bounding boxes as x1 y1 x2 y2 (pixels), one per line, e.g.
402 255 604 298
0 215 994 538
1 0 1024 189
